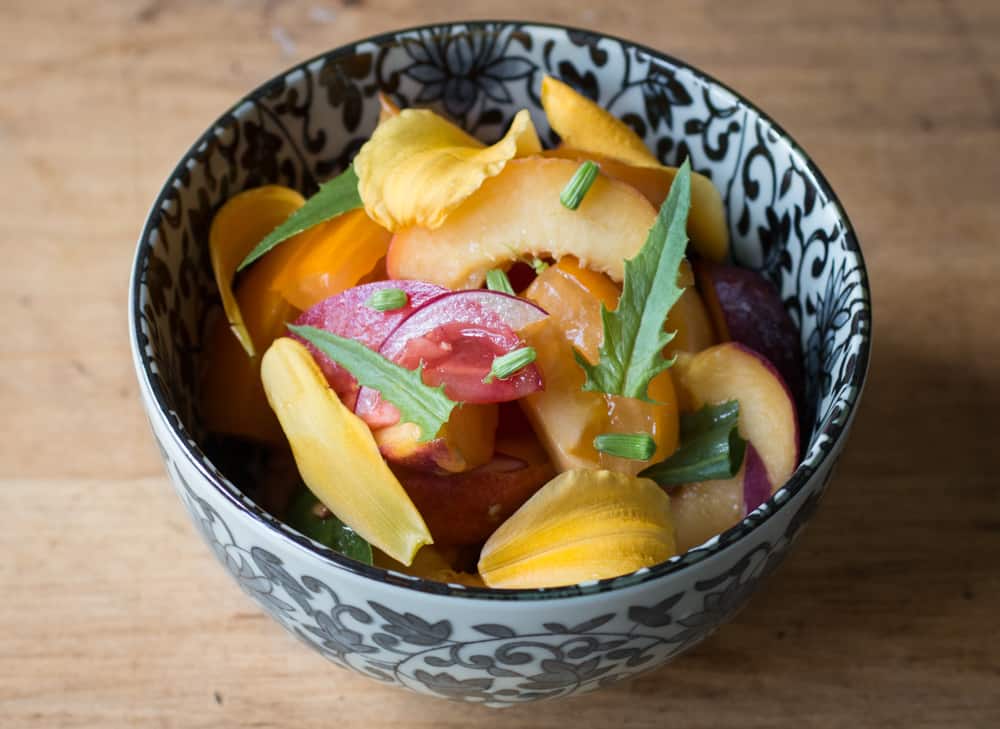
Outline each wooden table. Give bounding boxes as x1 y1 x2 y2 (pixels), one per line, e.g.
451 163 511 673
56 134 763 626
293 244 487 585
2 1 998 726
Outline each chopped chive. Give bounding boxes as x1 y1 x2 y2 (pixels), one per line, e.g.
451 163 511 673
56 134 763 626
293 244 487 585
560 160 600 210
593 432 657 461
365 288 409 311
486 268 515 294
529 257 550 274
483 346 536 383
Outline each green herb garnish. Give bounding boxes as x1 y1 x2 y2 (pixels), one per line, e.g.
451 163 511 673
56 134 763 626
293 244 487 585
593 432 656 461
288 324 457 442
483 346 536 384
365 287 408 312
486 268 515 294
529 257 550 274
238 165 363 271
639 400 747 487
560 160 600 210
286 488 373 564
574 158 692 401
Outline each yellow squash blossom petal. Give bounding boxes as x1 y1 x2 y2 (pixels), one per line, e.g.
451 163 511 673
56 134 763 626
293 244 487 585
541 75 659 167
355 107 541 231
261 338 433 564
209 185 305 356
541 75 729 262
478 469 676 589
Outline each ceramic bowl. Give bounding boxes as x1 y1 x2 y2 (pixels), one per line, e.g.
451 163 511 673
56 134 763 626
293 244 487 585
129 21 871 706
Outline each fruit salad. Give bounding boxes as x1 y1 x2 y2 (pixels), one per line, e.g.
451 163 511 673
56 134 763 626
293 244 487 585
201 76 803 589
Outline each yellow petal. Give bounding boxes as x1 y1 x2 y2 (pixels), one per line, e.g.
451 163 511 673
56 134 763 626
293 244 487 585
541 76 729 262
541 75 659 167
478 469 676 589
355 108 541 231
261 338 433 564
209 185 305 356
377 91 401 125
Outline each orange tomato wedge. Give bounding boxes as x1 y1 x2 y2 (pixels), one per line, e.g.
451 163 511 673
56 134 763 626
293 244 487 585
271 208 392 311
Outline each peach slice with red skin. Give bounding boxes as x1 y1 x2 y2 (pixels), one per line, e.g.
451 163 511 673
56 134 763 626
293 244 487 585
695 260 805 406
386 157 658 288
669 343 799 552
543 147 729 264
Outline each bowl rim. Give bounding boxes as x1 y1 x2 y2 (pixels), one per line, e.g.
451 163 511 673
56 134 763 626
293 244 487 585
129 19 872 602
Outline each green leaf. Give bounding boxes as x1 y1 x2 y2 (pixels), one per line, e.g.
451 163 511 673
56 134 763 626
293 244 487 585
679 400 740 438
639 400 747 487
237 165 363 271
288 324 458 442
286 488 373 564
575 158 692 400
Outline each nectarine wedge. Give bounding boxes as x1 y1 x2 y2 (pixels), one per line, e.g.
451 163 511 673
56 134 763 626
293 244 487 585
672 343 799 488
668 343 799 550
386 157 658 288
543 147 729 264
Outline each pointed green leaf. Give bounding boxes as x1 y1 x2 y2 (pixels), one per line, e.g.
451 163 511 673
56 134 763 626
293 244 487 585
288 324 458 442
238 165 363 271
576 158 692 400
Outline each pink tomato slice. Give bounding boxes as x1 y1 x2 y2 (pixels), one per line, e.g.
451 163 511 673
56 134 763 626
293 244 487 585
292 280 448 408
355 291 548 427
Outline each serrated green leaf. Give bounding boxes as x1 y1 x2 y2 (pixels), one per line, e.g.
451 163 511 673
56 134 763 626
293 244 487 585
237 165 363 271
286 488 374 564
638 399 747 487
288 324 458 442
575 158 692 400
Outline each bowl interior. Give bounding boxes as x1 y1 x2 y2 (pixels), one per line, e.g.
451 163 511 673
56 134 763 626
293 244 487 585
131 22 870 593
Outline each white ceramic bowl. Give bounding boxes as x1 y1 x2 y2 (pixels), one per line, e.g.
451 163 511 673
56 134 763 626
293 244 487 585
129 22 871 705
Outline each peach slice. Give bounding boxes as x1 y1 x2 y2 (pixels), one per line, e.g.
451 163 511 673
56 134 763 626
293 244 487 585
670 444 769 552
669 343 800 551
374 403 498 474
673 343 799 487
544 147 729 263
386 157 658 288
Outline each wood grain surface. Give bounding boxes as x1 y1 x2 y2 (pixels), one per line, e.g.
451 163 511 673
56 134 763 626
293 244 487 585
2 1 998 726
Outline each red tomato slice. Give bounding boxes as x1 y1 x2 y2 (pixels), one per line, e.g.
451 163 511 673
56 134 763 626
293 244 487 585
354 291 548 427
292 280 448 408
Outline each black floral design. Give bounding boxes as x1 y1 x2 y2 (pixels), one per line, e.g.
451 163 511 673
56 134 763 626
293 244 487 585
132 22 872 704
164 464 826 705
382 25 538 132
